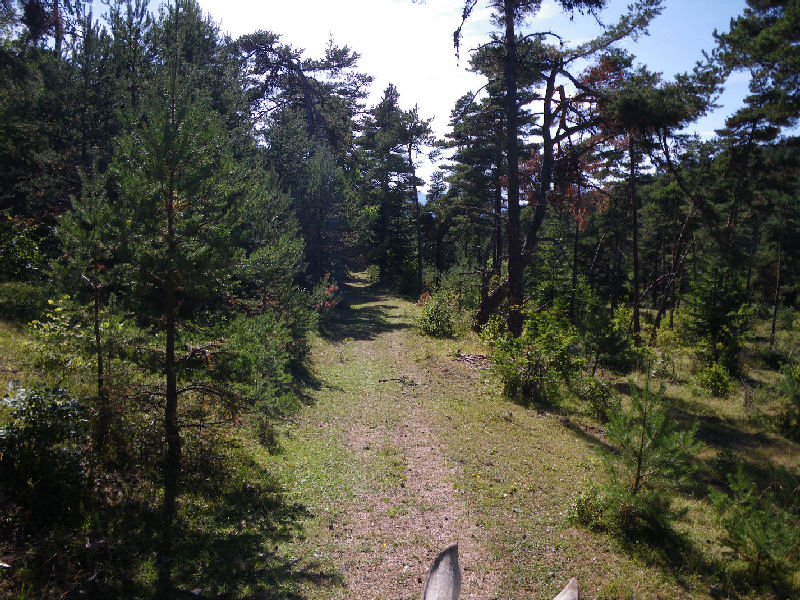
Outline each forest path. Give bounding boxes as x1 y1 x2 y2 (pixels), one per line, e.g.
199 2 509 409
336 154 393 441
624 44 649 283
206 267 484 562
266 278 710 600
271 276 500 599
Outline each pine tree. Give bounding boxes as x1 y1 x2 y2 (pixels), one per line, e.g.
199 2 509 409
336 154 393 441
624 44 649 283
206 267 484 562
236 32 371 281
600 374 700 532
400 105 434 295
356 84 415 286
456 0 665 334
113 2 308 592
716 0 800 133
56 159 117 457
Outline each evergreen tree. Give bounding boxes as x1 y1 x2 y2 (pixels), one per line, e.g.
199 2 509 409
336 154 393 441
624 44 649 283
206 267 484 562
713 2 800 342
112 2 309 592
716 0 800 133
356 84 415 286
683 263 748 375
56 159 117 457
421 170 453 275
236 30 371 154
400 105 434 295
457 0 665 334
443 38 537 281
236 31 371 281
106 0 153 116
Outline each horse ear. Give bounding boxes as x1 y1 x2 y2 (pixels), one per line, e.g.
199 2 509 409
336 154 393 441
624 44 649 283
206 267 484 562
421 544 461 600
553 577 579 600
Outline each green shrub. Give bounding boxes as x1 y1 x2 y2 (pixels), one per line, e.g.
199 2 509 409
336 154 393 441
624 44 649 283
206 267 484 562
568 482 676 537
262 284 315 374
364 264 381 284
482 306 583 406
576 376 614 421
0 385 91 526
652 350 676 380
682 266 749 375
217 311 297 416
0 281 48 321
392 255 420 296
751 345 787 371
577 375 701 536
567 486 606 528
0 214 43 281
776 306 799 331
709 468 799 590
655 321 685 350
27 296 90 375
418 292 457 338
436 258 481 310
749 303 772 320
606 483 676 535
652 326 682 378
584 304 638 373
781 364 800 441
695 362 734 397
421 263 439 293
605 376 700 496
309 273 341 329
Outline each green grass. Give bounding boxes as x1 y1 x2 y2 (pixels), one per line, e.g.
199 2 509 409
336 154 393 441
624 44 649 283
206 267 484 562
0 321 35 389
1 278 798 599
268 286 798 599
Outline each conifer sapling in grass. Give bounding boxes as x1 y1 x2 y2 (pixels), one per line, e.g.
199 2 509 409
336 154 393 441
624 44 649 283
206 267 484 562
709 467 799 589
585 372 700 533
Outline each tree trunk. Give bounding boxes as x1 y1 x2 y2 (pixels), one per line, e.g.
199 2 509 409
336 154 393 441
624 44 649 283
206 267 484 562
472 53 560 332
770 237 782 348
493 164 503 275
650 211 691 344
92 281 109 457
745 227 759 304
473 278 509 331
588 231 606 289
654 234 664 308
80 24 90 172
409 144 422 295
316 207 325 279
435 228 444 273
158 177 180 598
54 0 63 57
503 0 522 336
611 232 622 311
629 138 641 346
521 65 558 263
379 174 390 278
668 268 677 329
569 213 579 322
159 48 181 592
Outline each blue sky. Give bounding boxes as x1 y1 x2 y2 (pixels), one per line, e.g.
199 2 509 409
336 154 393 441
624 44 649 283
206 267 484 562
539 0 750 136
195 0 751 185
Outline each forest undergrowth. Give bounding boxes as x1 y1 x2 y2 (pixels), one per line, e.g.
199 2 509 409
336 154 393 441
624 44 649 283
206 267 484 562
2 274 800 599
210 276 800 599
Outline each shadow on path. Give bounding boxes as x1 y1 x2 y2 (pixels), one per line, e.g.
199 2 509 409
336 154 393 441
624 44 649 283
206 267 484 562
321 279 410 342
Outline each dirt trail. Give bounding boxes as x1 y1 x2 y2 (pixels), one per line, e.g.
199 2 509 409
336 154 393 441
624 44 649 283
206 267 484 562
290 279 499 599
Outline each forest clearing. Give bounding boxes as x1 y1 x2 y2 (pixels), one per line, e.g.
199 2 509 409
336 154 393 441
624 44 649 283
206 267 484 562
1 0 799 598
